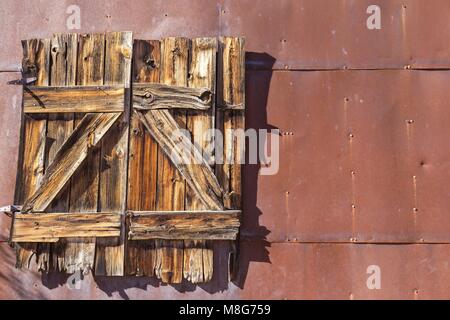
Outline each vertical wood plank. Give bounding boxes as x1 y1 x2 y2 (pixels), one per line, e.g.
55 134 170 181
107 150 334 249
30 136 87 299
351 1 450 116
65 33 105 274
95 31 132 276
47 33 78 271
218 37 245 279
184 37 217 283
15 38 50 270
155 37 189 283
125 39 160 276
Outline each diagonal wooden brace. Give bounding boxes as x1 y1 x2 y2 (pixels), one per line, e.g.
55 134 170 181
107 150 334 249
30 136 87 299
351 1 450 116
134 108 224 210
21 112 121 213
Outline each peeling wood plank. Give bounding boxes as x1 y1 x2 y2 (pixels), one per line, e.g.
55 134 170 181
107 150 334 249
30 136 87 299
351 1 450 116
65 32 105 274
46 32 78 272
184 37 218 283
95 31 132 276
154 37 190 283
128 210 240 240
15 38 50 270
23 85 125 113
125 39 160 276
218 37 245 280
133 83 212 110
11 213 121 242
21 112 121 213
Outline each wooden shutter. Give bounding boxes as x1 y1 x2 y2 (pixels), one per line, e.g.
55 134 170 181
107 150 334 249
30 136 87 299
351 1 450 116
9 33 244 284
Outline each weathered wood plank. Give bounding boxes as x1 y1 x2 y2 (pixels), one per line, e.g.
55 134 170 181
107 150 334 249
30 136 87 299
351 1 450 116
184 37 218 283
66 33 105 274
11 213 121 242
23 85 125 113
218 37 245 280
133 83 212 110
46 33 78 272
21 112 121 213
135 110 224 210
15 38 50 270
154 37 189 283
128 210 240 240
125 39 160 276
95 31 132 276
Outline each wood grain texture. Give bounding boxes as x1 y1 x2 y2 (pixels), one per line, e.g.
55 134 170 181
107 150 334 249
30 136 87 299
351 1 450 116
15 38 50 270
23 85 125 113
217 37 245 280
128 210 240 240
155 37 189 283
184 38 218 283
125 40 160 276
95 31 132 276
65 33 105 274
11 213 121 242
135 110 223 210
46 33 78 272
21 112 121 213
133 83 212 110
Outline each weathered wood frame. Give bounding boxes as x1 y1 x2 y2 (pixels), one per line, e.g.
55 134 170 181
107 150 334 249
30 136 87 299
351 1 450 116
10 34 244 284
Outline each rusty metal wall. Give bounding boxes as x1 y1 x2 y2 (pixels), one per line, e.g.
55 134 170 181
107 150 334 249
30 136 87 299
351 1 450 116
1 0 450 299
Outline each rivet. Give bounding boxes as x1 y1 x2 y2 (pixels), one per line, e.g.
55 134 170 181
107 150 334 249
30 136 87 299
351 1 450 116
351 170 356 175
349 133 354 138
351 204 356 209
285 191 290 195
413 207 418 212
406 119 414 124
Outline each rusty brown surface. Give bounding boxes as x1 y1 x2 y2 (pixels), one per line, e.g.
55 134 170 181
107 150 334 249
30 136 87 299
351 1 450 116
1 241 450 299
1 0 450 299
3 1 450 71
245 69 450 243
0 72 21 242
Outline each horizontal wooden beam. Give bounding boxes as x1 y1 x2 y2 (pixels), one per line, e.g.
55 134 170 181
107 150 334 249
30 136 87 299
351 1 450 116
133 83 212 110
127 210 241 240
11 212 121 242
23 85 125 113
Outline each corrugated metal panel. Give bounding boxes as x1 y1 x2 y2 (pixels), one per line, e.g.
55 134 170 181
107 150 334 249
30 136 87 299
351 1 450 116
244 70 450 243
222 0 450 70
4 1 450 71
